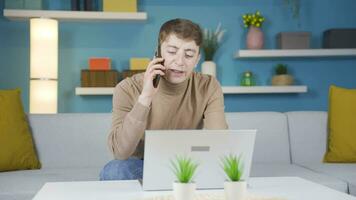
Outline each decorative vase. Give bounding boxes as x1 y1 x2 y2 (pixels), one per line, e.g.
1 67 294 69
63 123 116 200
246 26 264 49
224 181 247 200
173 182 196 200
201 61 216 77
271 74 294 85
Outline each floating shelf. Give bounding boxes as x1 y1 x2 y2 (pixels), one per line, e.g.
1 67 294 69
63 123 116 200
76 87 114 95
3 9 147 21
75 86 308 95
222 86 307 94
235 49 356 58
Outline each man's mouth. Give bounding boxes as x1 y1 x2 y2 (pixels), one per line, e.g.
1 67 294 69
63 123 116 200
170 69 184 74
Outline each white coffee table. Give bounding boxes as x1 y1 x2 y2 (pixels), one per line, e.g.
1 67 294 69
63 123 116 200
32 177 356 200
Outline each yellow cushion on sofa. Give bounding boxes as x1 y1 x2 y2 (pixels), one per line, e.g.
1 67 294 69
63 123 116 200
324 85 356 163
0 89 41 171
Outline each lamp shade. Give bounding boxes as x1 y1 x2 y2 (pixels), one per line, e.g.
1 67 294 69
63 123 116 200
30 80 58 113
30 18 58 114
30 18 58 79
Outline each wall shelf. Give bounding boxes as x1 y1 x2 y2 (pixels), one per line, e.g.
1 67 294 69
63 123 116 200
235 49 356 58
3 9 147 21
76 87 114 95
75 85 308 95
222 86 307 94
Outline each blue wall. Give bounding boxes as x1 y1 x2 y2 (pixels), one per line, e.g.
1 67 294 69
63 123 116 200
1 0 356 113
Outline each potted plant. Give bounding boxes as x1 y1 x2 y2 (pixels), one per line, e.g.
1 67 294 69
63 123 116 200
271 64 294 85
201 23 226 77
242 10 265 49
170 155 199 200
221 154 246 200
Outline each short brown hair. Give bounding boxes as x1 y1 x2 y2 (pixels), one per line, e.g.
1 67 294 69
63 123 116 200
158 18 203 47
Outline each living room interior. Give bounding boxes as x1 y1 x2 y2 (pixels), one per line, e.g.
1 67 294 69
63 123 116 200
1 0 356 200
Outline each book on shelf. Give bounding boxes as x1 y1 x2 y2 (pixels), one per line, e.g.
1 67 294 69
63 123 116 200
130 58 150 70
81 69 118 87
120 69 145 80
89 57 111 71
103 0 137 12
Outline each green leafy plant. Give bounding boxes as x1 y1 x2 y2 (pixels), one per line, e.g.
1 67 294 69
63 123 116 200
275 64 288 75
202 23 226 61
221 154 244 182
171 155 199 183
242 10 265 29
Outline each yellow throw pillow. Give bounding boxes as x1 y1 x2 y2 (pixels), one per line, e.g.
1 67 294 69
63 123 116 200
324 85 356 162
0 89 41 171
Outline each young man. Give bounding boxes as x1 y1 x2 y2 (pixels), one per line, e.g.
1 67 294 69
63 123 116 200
100 18 228 180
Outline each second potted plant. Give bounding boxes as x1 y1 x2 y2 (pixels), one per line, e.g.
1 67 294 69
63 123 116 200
171 155 199 200
201 23 226 77
221 154 246 200
271 64 294 85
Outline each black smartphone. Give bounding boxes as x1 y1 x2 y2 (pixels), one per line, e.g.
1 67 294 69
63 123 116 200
153 44 164 88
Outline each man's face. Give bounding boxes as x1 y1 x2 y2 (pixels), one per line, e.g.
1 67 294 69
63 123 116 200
160 34 201 84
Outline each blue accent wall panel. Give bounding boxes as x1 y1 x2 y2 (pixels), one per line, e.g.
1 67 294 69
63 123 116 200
0 0 356 113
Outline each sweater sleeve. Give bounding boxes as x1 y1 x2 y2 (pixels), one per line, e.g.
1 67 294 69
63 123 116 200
203 78 229 129
108 81 150 160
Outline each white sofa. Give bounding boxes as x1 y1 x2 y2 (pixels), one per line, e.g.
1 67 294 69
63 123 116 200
0 111 355 200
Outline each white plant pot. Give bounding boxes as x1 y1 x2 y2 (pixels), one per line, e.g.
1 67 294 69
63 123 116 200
173 182 196 200
201 61 216 77
224 181 247 200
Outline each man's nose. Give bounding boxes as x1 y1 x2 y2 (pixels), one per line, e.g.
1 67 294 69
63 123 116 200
175 52 184 65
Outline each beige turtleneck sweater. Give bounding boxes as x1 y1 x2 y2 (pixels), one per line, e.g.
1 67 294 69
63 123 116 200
108 72 228 160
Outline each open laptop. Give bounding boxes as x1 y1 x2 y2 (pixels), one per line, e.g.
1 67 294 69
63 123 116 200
142 130 256 191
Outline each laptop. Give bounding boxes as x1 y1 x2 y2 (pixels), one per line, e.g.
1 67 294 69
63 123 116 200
142 129 256 191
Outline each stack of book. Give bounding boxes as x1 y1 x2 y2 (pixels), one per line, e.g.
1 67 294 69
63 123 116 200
81 58 119 87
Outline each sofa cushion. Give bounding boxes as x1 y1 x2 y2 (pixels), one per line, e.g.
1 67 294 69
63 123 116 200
0 89 41 172
0 167 101 200
286 111 328 163
28 114 113 169
298 163 356 195
324 85 356 162
250 163 348 193
225 112 291 164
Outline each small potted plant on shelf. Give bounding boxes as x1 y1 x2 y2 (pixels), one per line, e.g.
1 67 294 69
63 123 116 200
242 10 265 49
271 64 294 85
171 155 199 200
201 23 226 77
221 154 246 200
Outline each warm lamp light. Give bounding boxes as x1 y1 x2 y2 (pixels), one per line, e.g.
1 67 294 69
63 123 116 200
30 18 58 114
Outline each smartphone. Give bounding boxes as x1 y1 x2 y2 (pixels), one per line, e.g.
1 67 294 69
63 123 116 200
153 44 164 88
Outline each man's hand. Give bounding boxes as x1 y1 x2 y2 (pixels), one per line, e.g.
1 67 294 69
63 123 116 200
138 58 165 107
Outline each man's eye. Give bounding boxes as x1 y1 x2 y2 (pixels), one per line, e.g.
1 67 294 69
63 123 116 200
185 54 194 58
168 51 176 54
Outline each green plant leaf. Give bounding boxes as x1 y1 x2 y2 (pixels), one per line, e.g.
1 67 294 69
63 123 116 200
170 155 199 183
202 23 225 61
221 154 244 182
